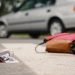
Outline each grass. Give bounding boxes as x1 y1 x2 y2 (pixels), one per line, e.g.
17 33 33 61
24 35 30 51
11 34 30 38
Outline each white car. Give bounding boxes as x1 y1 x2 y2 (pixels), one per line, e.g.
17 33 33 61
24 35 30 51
0 0 75 38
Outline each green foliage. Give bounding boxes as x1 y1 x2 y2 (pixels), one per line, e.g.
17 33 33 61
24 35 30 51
0 0 24 16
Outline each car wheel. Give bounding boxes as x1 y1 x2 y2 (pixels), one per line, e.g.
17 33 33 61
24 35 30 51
0 25 10 38
49 19 65 35
29 33 40 38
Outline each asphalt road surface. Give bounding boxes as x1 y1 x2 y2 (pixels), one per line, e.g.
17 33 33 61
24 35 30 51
0 34 44 43
0 38 40 75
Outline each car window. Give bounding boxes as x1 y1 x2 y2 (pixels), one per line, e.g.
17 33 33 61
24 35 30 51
35 2 45 8
46 0 56 6
18 0 56 11
35 0 56 8
19 0 36 11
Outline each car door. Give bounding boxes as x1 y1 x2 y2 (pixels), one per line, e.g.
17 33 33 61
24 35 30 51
6 11 29 31
26 6 49 31
6 0 36 31
24 0 56 31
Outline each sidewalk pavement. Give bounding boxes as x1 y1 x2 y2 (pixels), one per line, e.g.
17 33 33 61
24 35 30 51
0 44 36 75
0 63 36 75
1 43 75 75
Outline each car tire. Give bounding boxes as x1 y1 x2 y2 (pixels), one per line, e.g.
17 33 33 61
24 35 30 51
48 19 65 35
29 33 40 38
0 25 10 38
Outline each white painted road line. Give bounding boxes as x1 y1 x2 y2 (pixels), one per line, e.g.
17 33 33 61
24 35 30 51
2 43 75 75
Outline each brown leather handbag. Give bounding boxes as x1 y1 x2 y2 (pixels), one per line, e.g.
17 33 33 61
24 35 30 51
35 33 75 54
46 39 72 53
